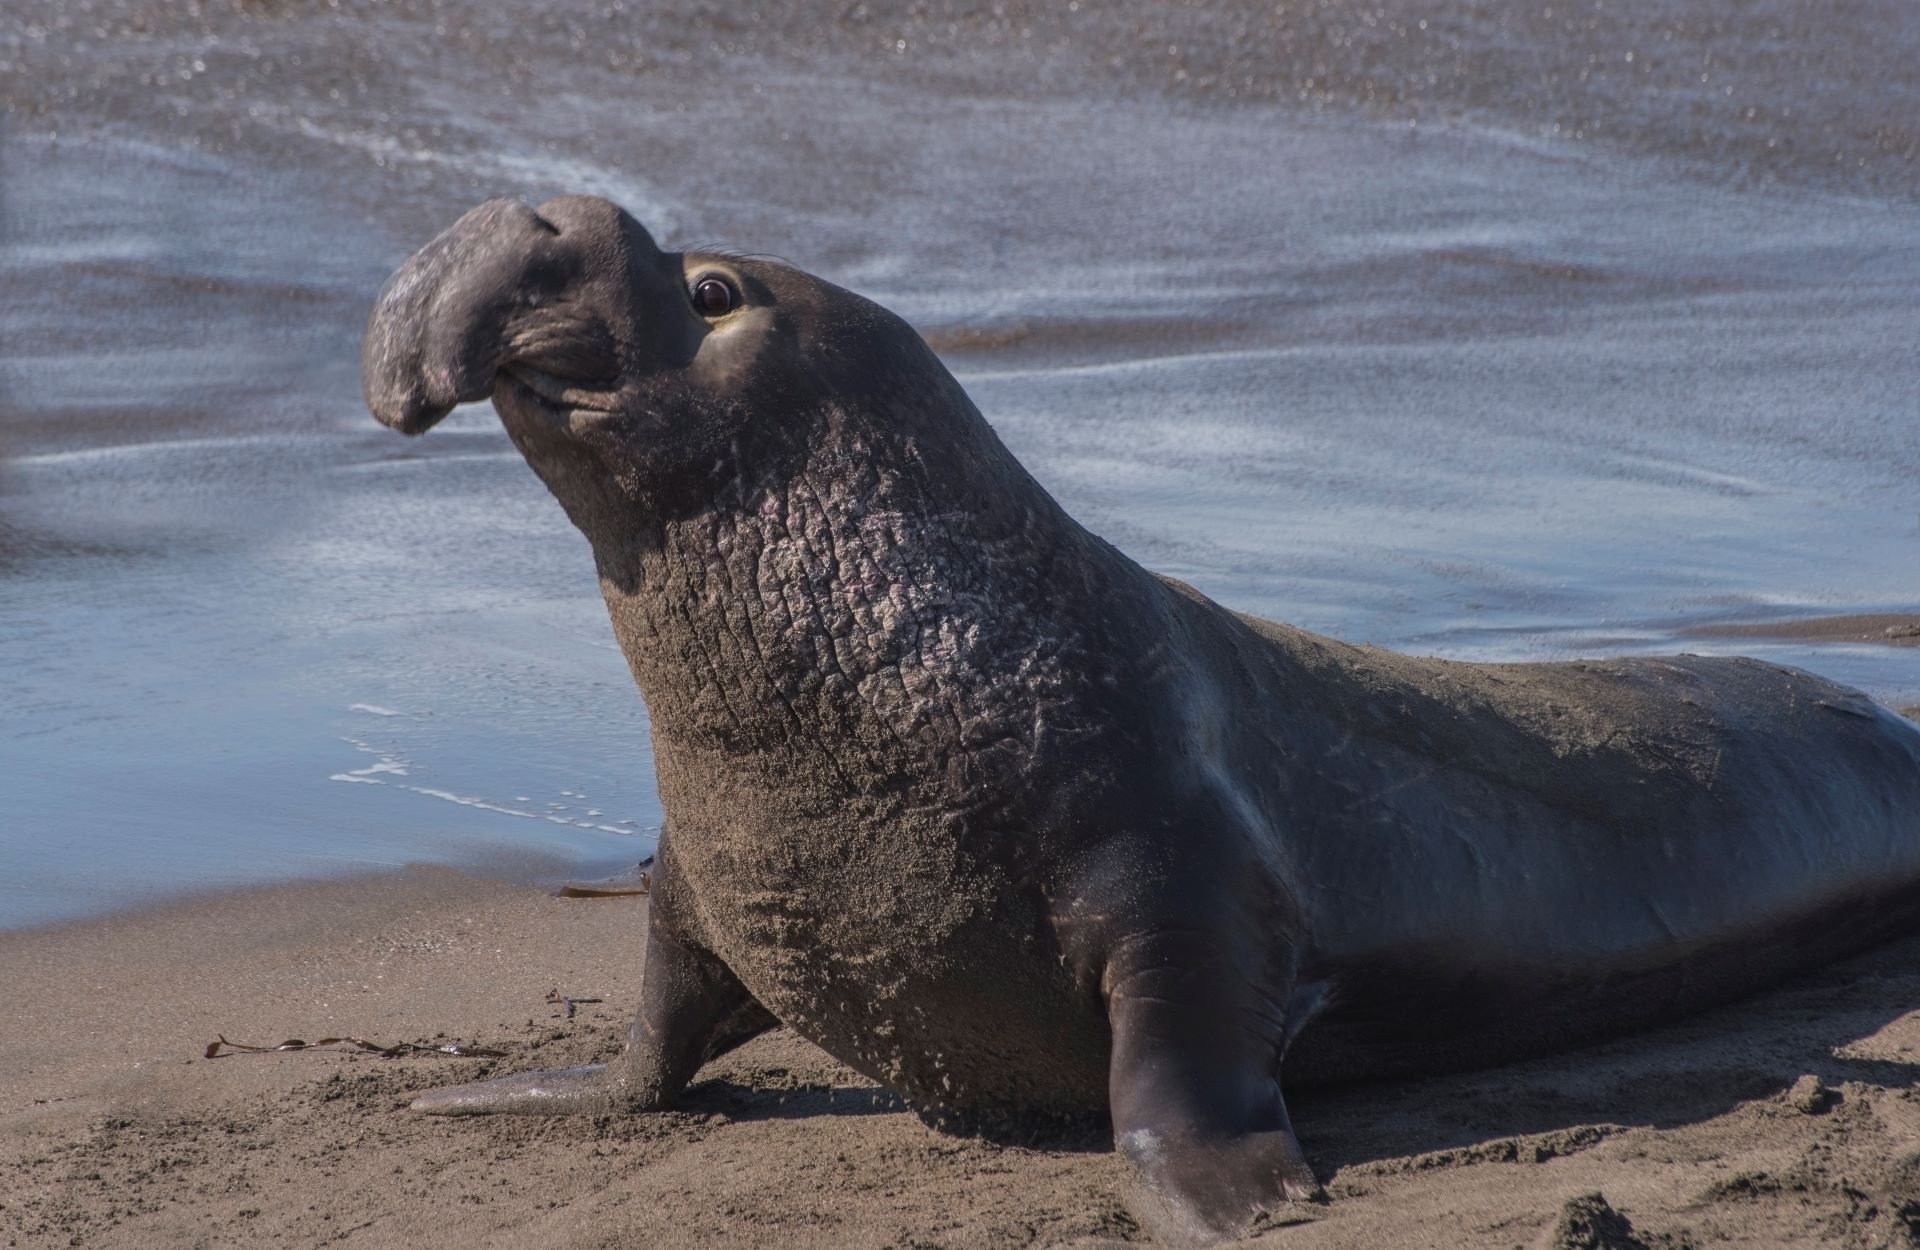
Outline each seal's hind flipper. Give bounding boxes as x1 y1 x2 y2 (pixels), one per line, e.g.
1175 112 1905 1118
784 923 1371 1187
412 1063 612 1115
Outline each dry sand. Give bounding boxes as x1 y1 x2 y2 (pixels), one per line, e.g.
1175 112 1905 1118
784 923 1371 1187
4 868 1918 1249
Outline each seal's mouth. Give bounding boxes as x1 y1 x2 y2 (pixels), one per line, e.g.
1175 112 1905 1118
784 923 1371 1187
497 366 621 421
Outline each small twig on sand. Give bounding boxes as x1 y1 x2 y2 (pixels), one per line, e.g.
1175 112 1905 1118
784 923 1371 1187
545 988 605 1020
203 1034 506 1060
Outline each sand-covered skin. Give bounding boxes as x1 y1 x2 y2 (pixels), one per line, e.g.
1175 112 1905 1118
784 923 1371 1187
4 869 1917 1249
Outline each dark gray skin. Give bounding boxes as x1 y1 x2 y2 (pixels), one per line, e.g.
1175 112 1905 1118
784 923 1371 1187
363 195 1920 1246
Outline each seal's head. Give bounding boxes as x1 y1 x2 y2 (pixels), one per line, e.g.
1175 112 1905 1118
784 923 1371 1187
363 196 952 533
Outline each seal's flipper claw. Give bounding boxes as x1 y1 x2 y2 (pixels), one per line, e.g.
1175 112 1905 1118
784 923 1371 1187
411 1063 612 1116
1121 1124 1324 1245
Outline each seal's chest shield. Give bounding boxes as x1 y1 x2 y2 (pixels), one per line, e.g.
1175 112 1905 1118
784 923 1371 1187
664 795 1109 1118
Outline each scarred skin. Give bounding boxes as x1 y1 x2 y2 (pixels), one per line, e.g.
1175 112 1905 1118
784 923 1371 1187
362 196 1920 1245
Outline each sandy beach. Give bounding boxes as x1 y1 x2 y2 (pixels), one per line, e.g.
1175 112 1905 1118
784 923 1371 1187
5 868 1917 1249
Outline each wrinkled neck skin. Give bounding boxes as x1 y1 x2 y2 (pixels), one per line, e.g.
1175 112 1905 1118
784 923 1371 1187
526 383 1162 836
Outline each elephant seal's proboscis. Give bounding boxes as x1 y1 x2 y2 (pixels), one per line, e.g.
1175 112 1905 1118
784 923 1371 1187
361 196 1920 1245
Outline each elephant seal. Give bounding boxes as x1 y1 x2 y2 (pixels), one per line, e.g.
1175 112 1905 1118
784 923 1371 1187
362 196 1920 1245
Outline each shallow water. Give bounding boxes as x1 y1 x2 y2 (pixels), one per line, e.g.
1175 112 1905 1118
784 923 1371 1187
3 1 1916 929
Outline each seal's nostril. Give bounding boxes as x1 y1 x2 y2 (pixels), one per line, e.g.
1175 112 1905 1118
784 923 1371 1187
529 211 560 236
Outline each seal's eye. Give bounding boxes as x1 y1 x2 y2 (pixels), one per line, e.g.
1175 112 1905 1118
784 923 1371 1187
691 275 737 317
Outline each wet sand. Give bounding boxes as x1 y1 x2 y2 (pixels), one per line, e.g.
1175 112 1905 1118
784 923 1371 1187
4 871 1918 1249
1688 614 1920 647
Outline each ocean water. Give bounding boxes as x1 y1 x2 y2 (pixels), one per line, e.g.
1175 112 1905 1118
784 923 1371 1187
3 0 1916 929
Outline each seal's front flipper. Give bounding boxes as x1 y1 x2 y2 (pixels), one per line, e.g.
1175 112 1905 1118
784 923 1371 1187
1115 1113 1322 1244
617 923 777 1110
412 1063 611 1115
1105 929 1322 1246
412 882 773 1117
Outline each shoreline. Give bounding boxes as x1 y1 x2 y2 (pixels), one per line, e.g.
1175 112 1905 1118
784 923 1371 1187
1685 613 1920 649
6 867 1919 1247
